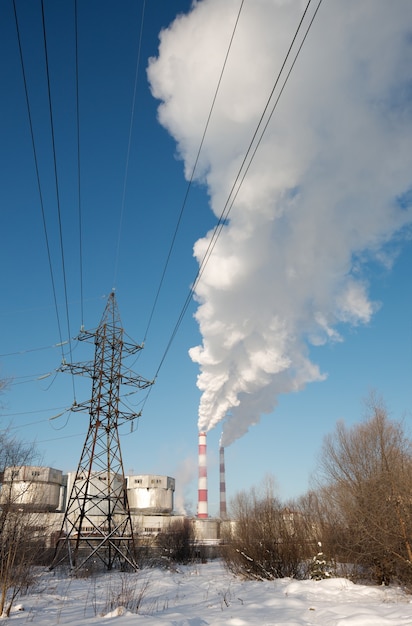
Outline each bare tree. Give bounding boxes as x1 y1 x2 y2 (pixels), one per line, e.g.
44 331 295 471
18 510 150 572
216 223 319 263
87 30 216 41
315 396 412 585
0 431 44 616
221 477 311 580
0 431 37 474
0 377 11 417
0 376 9 393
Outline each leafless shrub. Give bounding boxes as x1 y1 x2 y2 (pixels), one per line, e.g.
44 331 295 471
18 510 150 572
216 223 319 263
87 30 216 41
221 477 313 580
156 518 195 564
0 432 43 615
101 573 150 615
313 395 412 587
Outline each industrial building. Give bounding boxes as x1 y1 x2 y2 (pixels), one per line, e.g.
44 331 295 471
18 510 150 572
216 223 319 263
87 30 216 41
0 464 223 548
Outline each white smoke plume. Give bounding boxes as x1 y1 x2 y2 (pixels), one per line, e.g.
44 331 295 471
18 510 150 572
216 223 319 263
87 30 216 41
173 455 197 515
148 0 412 446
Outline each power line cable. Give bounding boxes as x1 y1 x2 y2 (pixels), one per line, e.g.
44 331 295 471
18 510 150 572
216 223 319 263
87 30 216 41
74 0 84 330
12 0 66 365
154 0 315 375
1 406 67 418
197 0 324 280
0 411 70 435
149 0 322 385
189 0 324 334
112 0 147 290
11 0 241 431
40 0 77 400
33 432 85 444
197 0 317 275
143 0 245 344
0 340 69 358
9 371 56 382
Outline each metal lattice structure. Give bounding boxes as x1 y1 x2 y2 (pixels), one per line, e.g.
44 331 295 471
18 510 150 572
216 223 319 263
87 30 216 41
50 292 153 572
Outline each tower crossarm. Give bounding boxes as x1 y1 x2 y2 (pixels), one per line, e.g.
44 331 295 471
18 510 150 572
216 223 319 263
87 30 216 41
122 340 144 355
75 329 96 342
59 362 94 376
120 372 154 388
117 410 142 424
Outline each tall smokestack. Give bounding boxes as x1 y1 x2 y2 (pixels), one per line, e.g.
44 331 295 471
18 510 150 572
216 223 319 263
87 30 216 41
219 445 227 519
197 431 208 518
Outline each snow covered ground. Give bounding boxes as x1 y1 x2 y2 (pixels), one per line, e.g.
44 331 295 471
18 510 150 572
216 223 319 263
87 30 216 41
7 560 412 625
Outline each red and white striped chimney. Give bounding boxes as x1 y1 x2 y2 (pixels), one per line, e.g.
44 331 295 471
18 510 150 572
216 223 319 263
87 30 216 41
219 445 227 519
197 431 208 518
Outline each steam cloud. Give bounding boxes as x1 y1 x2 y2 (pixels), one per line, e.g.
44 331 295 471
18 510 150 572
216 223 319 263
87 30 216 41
148 0 412 446
173 456 197 515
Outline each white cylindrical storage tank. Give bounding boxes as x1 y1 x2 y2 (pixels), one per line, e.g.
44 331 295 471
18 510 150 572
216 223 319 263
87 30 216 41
66 471 125 516
0 466 63 512
126 475 175 513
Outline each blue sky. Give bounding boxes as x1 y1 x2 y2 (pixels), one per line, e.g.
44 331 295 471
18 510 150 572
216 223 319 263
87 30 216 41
1 0 411 517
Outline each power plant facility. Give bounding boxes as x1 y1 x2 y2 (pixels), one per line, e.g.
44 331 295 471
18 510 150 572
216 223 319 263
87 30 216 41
0 438 227 545
0 463 225 548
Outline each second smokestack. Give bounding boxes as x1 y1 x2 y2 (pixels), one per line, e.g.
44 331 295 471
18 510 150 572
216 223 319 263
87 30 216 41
219 445 227 519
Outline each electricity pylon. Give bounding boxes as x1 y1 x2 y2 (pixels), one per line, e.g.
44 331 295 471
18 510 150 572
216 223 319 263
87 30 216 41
50 292 153 572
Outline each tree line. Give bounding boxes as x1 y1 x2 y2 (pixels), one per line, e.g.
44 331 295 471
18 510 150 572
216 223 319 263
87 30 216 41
222 396 412 587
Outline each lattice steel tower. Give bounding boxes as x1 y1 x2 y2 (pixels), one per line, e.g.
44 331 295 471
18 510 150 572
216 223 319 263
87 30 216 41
51 292 153 572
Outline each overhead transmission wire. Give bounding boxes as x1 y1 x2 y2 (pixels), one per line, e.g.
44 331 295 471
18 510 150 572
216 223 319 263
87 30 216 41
99 0 243 422
131 0 245 415
10 370 57 383
143 0 245 345
112 0 147 290
197 0 324 281
1 406 66 414
74 0 84 330
12 0 66 366
143 0 323 405
40 0 77 406
0 339 68 357
33 432 85 444
9 3 143 437
69 0 243 424
177 0 323 353
0 413 74 443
